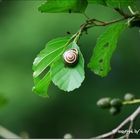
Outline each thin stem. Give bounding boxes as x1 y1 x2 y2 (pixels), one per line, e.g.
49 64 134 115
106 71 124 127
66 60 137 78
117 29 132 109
128 6 135 15
79 14 135 35
118 135 127 139
123 99 140 105
94 18 126 26
73 11 139 43
126 121 133 139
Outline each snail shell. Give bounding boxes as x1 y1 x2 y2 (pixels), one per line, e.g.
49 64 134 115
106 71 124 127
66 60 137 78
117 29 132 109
63 48 79 67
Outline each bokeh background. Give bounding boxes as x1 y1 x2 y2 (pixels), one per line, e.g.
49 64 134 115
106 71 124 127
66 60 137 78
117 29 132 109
0 0 140 138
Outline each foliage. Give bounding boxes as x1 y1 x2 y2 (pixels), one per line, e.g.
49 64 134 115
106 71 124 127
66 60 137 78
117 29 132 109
33 35 85 95
33 0 139 96
51 42 85 92
38 0 88 13
33 37 70 96
88 22 127 77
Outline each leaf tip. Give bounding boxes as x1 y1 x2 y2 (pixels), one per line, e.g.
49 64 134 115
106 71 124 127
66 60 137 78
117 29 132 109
33 87 49 98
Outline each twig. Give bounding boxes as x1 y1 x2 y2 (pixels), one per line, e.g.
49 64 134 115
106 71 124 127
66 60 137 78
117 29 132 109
126 120 133 139
128 6 135 15
79 14 135 35
123 99 140 105
88 17 127 27
93 106 140 139
0 125 21 139
73 10 139 42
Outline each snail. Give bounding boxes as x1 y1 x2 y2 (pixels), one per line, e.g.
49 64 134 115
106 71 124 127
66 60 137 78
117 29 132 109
63 48 79 67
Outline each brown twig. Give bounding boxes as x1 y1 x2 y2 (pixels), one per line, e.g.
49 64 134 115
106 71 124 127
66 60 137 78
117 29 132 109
80 14 135 33
93 106 140 139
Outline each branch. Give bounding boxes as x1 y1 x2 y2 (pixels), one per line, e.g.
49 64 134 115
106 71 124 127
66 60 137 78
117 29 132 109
94 106 140 139
0 125 21 139
76 14 136 38
73 11 139 43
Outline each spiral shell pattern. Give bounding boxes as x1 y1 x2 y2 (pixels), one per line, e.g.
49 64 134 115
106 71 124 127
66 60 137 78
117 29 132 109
63 48 79 66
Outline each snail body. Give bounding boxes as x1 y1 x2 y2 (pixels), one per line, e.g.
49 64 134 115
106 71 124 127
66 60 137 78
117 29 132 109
63 48 79 67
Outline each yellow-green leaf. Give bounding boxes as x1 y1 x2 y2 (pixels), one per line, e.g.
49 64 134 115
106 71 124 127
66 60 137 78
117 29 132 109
51 42 85 92
33 36 71 96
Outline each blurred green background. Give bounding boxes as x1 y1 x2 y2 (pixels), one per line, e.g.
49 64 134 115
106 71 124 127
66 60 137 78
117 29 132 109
0 0 140 138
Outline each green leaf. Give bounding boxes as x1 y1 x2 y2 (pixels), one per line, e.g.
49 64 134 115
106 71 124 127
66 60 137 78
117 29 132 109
88 22 127 77
51 42 85 92
38 0 88 13
32 72 51 97
88 0 107 5
33 36 71 96
106 0 136 8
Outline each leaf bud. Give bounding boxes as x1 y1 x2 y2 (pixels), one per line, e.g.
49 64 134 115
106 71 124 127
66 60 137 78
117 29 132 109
97 97 111 109
109 107 121 115
124 93 135 101
110 98 122 107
